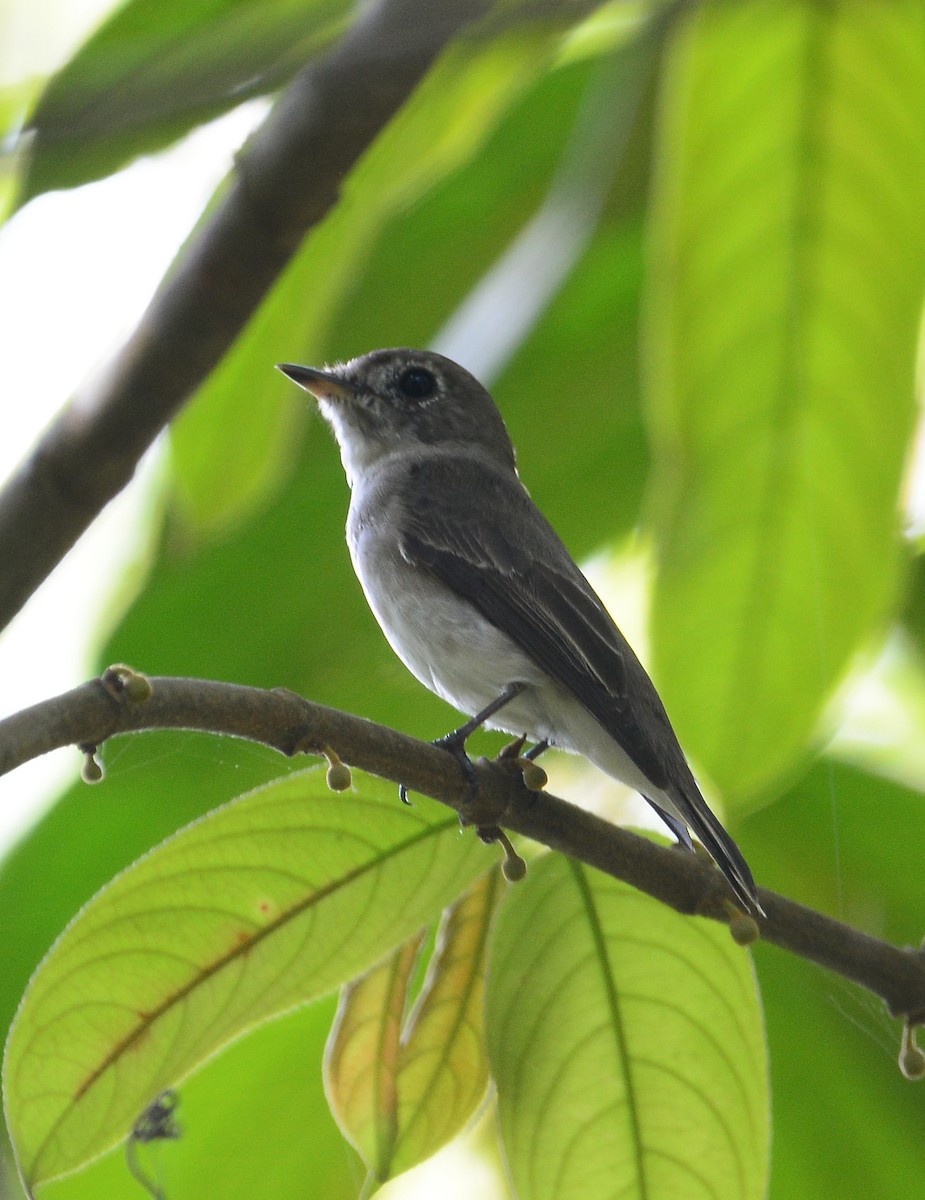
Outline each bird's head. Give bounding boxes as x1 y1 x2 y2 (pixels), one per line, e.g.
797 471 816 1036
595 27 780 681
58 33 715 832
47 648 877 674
277 348 516 486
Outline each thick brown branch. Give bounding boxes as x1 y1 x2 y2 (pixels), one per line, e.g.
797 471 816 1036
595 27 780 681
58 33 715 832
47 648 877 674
0 0 490 632
2 671 924 1027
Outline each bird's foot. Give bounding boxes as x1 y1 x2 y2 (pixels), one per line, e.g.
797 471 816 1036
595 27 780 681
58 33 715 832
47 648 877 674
398 728 478 805
433 726 481 797
398 683 527 805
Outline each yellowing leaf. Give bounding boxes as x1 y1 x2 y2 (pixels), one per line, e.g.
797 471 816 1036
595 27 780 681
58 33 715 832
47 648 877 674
325 934 425 1178
3 770 490 1190
325 871 501 1182
486 855 768 1200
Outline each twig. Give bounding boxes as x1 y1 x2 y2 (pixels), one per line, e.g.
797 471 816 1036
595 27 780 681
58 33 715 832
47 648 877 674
2 670 924 1029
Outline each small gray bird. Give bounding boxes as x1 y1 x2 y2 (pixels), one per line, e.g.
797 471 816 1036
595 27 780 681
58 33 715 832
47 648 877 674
278 349 761 915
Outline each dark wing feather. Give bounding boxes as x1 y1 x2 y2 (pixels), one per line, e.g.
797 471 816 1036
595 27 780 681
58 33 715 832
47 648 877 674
398 457 673 790
398 456 762 915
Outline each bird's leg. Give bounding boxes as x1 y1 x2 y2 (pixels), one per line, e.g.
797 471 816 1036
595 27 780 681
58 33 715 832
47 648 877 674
524 739 549 761
433 681 527 792
399 682 526 804
437 681 528 751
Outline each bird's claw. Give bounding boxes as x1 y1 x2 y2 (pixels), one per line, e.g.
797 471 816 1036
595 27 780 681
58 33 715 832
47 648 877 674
398 730 479 806
433 729 480 798
398 685 527 807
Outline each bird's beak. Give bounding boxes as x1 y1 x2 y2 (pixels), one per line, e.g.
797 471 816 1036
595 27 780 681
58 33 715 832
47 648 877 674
276 363 355 402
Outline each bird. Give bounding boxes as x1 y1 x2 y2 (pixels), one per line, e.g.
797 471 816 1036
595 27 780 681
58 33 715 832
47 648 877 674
277 348 761 915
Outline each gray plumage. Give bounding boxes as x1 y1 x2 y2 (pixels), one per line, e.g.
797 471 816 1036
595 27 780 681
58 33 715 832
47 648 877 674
278 348 761 914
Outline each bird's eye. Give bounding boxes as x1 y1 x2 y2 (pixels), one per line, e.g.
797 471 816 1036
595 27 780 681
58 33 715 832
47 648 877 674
396 366 437 400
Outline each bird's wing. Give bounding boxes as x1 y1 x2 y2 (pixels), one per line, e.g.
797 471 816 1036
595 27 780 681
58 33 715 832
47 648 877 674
397 457 675 791
399 456 762 916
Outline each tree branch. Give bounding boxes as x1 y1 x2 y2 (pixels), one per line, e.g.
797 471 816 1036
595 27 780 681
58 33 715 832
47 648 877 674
0 0 492 632
2 670 924 1037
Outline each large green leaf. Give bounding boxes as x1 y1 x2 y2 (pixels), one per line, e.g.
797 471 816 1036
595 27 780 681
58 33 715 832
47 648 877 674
742 759 925 1200
4 770 490 1189
17 0 353 202
487 854 769 1200
0 734 296 1062
645 0 925 802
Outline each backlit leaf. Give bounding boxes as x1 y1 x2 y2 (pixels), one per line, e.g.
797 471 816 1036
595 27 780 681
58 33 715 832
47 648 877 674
325 870 500 1181
645 0 925 801
3 770 489 1189
487 854 768 1200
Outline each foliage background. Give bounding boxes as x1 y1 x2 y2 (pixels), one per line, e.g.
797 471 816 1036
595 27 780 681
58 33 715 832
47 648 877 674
2 0 925 1197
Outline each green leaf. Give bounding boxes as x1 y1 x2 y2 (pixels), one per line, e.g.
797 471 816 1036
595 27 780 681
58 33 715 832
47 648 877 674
0 77 39 224
3 770 489 1190
645 0 925 801
20 998 361 1200
325 871 499 1180
900 553 925 655
741 759 925 1199
17 0 353 202
486 854 769 1200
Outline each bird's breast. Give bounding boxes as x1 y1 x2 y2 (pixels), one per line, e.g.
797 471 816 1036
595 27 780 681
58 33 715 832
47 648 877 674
346 509 542 716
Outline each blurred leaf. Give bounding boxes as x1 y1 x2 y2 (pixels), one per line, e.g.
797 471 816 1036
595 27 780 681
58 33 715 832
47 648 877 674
828 629 925 794
17 0 353 202
170 29 560 534
486 854 769 1200
4 770 490 1189
496 219 649 552
899 551 925 652
645 0 925 801
742 758 925 1199
0 78 38 222
326 871 499 1181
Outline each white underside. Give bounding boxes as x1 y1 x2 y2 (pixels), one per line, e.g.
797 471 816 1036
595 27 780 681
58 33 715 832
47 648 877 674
351 525 685 824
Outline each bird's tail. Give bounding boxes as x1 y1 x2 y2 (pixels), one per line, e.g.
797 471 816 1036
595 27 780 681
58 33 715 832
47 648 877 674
668 789 764 917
